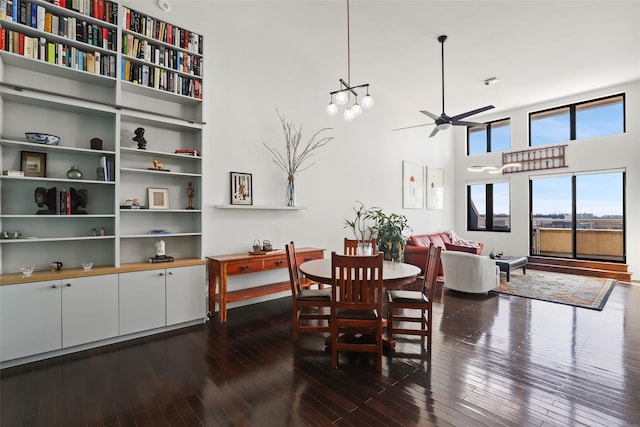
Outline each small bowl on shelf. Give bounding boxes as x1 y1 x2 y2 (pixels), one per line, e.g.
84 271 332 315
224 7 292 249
25 133 60 145
82 262 94 271
1 231 21 239
20 266 35 277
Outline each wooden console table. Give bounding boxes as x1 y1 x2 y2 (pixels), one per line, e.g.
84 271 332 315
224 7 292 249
206 247 324 323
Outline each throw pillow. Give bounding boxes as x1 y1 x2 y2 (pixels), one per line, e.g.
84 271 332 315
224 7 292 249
444 242 479 254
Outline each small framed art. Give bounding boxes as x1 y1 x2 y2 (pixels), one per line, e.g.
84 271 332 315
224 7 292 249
426 167 444 210
21 151 47 177
402 160 425 209
230 172 252 205
148 187 170 210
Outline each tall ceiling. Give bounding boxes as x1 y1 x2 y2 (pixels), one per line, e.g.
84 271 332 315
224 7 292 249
317 0 640 117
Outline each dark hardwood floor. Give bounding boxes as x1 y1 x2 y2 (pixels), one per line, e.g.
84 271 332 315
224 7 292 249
2 280 640 426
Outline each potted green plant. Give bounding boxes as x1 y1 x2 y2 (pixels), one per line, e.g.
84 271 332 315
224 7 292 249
343 201 377 255
372 210 412 262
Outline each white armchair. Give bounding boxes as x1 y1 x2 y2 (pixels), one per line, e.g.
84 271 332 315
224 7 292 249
440 251 499 294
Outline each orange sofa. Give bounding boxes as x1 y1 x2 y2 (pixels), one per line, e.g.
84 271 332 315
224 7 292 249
404 232 483 275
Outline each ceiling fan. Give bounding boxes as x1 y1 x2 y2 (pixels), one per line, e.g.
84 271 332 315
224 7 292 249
393 35 495 138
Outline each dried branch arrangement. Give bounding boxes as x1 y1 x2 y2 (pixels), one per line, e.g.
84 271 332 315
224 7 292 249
262 110 334 177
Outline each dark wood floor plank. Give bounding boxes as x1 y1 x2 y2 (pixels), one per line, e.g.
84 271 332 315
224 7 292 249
2 282 640 426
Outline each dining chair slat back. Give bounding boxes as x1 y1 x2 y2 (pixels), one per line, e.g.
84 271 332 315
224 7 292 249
286 242 331 342
330 252 384 371
387 243 442 353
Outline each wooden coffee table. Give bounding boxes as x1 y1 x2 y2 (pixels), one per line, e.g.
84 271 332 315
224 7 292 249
494 255 527 281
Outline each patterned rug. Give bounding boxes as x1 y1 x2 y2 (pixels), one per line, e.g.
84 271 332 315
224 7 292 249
492 270 616 310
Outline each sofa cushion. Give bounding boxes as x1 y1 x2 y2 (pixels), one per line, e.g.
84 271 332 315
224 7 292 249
428 233 450 249
408 234 434 247
444 242 480 255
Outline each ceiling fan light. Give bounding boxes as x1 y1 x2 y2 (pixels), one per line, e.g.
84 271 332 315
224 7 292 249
327 102 338 116
335 90 348 105
361 94 373 109
343 107 356 122
437 122 452 130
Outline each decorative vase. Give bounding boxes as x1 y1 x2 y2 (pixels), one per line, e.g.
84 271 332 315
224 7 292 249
286 174 295 207
357 242 373 256
66 166 83 179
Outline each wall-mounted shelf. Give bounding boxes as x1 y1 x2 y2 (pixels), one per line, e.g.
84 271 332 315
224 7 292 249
215 205 305 210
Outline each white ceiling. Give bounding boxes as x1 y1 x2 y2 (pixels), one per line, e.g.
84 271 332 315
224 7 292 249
322 0 640 118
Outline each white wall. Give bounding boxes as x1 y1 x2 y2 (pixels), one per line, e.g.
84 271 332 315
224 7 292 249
453 81 640 280
122 1 638 296
122 1 456 306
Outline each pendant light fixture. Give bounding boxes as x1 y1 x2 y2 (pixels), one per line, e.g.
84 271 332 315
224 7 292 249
326 0 373 121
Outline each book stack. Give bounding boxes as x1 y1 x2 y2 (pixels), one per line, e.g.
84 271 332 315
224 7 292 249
149 255 174 264
56 189 71 215
174 149 199 157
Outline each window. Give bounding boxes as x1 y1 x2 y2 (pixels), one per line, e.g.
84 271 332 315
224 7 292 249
467 182 511 232
467 118 511 155
530 171 625 262
530 94 624 146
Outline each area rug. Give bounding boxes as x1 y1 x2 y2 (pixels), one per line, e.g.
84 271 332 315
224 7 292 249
491 270 616 310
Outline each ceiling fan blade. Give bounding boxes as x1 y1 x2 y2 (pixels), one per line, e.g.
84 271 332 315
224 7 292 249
451 120 488 127
392 123 435 132
449 105 495 121
428 127 440 138
419 110 440 121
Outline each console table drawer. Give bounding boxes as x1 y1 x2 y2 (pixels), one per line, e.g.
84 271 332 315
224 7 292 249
226 260 264 275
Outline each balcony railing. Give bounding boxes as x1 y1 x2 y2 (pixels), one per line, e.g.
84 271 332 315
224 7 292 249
531 218 624 261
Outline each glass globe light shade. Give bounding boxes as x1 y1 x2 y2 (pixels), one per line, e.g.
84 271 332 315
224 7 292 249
343 107 355 122
437 122 452 130
351 102 362 117
327 102 338 116
335 90 348 106
361 94 374 109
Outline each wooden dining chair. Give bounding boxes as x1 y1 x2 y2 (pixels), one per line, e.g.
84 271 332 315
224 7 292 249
343 237 377 255
330 251 384 371
286 242 331 342
386 243 442 353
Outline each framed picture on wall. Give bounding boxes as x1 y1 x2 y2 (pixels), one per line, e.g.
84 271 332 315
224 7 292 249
230 172 252 205
402 161 425 209
426 167 444 210
21 151 47 177
148 187 170 210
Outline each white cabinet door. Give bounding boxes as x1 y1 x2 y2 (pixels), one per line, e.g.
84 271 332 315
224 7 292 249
119 269 166 335
0 280 62 362
166 265 206 325
62 275 119 348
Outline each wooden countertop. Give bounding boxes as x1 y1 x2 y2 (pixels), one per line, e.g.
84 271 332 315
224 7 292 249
0 258 206 286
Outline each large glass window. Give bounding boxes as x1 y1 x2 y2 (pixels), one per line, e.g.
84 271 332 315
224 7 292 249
530 94 624 146
467 182 511 232
576 96 625 139
530 107 570 146
530 171 625 262
467 118 511 155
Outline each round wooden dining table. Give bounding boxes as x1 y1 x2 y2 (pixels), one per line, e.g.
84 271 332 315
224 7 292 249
299 258 421 288
299 258 421 351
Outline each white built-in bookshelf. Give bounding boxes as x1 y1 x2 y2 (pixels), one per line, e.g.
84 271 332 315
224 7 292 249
0 0 204 274
0 1 207 367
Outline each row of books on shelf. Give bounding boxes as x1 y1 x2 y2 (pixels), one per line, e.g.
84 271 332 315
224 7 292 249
0 28 117 77
123 33 202 77
174 149 199 157
123 7 202 55
1 0 118 26
99 155 113 181
54 188 72 215
122 58 202 99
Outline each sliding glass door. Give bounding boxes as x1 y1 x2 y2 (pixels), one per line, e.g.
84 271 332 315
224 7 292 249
530 171 625 262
